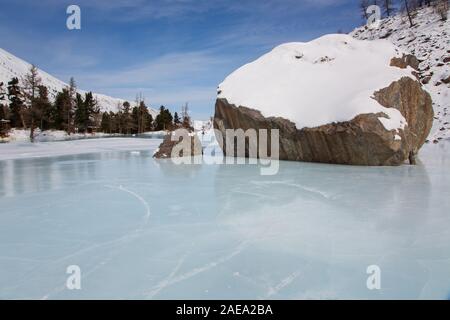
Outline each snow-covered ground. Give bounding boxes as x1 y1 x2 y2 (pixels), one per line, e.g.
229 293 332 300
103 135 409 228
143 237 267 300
218 34 412 131
0 139 449 299
0 129 122 144
0 138 161 161
1 128 169 144
351 6 450 143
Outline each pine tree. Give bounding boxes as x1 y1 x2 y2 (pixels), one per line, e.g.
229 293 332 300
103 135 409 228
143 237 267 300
7 77 25 128
74 92 99 133
35 85 52 130
122 101 132 134
131 106 139 134
109 111 118 133
74 93 86 132
155 106 173 131
53 89 71 131
174 112 181 126
84 92 99 131
100 112 111 133
22 65 43 141
138 100 152 134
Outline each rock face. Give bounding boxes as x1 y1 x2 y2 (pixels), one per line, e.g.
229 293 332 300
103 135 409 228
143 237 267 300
390 54 420 70
214 76 433 166
153 130 202 159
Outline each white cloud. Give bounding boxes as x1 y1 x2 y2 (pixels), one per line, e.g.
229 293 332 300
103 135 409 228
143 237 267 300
74 50 226 87
53 50 230 117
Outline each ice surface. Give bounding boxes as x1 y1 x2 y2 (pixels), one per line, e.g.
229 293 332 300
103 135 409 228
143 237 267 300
0 139 450 299
0 138 162 161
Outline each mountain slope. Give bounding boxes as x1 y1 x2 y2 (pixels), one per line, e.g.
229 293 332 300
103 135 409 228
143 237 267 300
351 6 450 143
0 47 157 117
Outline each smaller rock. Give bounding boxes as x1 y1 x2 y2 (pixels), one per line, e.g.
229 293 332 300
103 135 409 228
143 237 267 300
153 130 202 159
422 76 432 84
441 76 450 84
390 54 420 70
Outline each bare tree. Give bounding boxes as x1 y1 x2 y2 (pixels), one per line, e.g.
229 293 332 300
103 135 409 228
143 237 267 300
403 0 415 27
360 0 371 20
383 0 394 16
22 65 42 142
67 77 77 134
417 0 432 7
135 93 145 134
181 102 192 130
433 0 449 20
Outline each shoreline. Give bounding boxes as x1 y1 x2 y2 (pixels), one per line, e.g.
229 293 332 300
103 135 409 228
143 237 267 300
0 137 162 161
0 129 168 144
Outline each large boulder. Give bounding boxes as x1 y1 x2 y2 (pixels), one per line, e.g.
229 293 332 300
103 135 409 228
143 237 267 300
214 34 433 166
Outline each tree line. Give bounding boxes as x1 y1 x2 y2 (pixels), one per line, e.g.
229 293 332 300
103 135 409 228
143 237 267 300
360 0 448 26
100 101 192 135
0 65 191 140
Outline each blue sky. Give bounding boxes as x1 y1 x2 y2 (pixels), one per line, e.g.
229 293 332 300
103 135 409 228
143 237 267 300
0 0 363 119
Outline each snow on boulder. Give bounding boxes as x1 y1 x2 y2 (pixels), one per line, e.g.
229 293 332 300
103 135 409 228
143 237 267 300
214 34 434 166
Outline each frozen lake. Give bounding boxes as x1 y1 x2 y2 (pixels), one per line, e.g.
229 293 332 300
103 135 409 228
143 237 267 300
0 138 449 299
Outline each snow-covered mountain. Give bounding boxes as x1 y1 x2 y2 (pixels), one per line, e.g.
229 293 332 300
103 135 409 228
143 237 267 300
0 47 157 117
351 6 450 143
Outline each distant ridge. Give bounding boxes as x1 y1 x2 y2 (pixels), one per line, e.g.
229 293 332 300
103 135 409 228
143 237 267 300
0 47 157 118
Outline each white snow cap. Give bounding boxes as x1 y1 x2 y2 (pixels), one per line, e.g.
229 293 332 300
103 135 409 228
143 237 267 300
218 34 414 131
